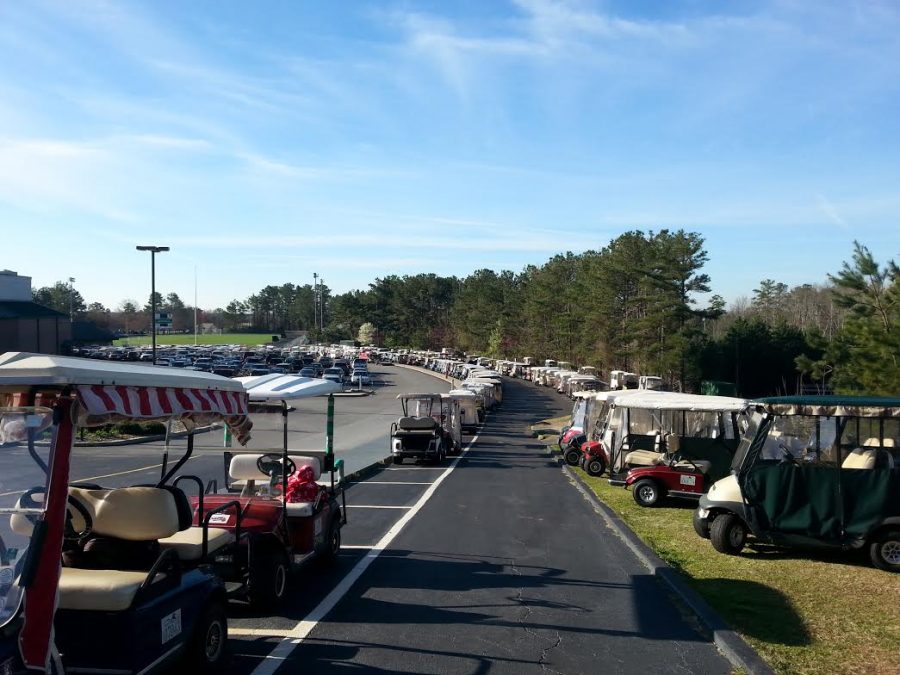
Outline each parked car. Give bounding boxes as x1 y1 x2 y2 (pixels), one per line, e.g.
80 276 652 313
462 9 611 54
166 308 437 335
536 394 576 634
350 371 372 386
299 367 318 378
323 367 345 384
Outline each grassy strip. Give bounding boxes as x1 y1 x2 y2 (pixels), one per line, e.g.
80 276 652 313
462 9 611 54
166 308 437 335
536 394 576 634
112 333 275 347
576 469 900 675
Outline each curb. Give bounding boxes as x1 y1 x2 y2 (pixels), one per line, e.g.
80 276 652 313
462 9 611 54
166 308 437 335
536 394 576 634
563 465 774 675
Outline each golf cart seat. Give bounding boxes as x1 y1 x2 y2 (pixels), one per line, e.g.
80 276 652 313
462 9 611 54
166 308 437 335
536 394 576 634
228 453 324 516
397 416 438 432
673 459 713 473
158 527 235 561
58 487 185 611
842 444 895 470
624 449 664 467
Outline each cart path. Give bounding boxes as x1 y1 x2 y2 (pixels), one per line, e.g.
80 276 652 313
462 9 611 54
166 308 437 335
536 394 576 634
238 379 731 674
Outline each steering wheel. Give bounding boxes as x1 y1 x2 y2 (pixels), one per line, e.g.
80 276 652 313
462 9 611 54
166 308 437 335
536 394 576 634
256 453 297 480
18 486 94 541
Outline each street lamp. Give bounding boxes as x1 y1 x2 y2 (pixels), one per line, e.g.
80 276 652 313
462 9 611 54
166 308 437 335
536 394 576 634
136 246 170 364
68 277 76 325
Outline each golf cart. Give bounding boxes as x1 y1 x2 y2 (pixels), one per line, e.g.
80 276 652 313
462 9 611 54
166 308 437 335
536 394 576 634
0 352 253 674
391 394 450 464
559 392 595 465
578 390 647 476
174 373 346 610
440 394 463 453
448 389 480 432
694 396 900 572
611 394 749 507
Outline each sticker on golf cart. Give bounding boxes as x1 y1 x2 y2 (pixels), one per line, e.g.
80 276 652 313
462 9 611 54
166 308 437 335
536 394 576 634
680 475 697 487
161 609 182 644
208 513 230 524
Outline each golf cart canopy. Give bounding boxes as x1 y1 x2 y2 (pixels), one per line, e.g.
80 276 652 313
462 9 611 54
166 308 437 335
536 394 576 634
0 352 252 443
397 393 443 402
614 391 748 413
754 395 900 418
238 374 342 401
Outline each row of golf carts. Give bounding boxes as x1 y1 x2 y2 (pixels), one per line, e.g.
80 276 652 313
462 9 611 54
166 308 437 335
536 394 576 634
560 388 900 572
389 368 501 464
0 352 350 673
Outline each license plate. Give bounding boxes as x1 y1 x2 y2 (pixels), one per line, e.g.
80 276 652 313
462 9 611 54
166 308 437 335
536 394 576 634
161 609 182 644
680 474 697 487
208 513 230 524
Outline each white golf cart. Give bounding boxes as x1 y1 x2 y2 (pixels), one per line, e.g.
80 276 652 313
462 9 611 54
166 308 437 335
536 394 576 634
390 394 451 465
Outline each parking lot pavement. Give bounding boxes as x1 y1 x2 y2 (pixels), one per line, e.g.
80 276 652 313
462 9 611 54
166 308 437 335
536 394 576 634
225 378 732 675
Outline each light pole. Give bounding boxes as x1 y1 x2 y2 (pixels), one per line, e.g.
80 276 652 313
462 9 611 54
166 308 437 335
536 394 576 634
68 277 76 325
136 246 170 364
313 272 318 343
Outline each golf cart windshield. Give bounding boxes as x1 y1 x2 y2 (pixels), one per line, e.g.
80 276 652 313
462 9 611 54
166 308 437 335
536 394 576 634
0 407 54 630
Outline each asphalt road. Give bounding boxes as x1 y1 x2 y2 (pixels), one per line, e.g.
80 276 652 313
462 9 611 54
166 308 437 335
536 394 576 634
225 377 731 675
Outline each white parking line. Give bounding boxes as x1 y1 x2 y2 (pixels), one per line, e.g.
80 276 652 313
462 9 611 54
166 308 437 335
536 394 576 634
249 432 480 674
345 504 411 509
349 481 434 485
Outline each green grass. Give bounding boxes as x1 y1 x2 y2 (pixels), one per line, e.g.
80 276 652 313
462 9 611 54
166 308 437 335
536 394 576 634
575 469 900 675
113 333 276 347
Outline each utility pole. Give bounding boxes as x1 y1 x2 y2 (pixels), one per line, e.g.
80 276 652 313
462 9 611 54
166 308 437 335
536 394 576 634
313 272 319 342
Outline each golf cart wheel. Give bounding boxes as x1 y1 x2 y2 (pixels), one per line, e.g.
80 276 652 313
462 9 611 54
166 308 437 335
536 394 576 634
692 509 711 539
185 601 228 673
319 518 342 565
709 513 747 555
248 548 289 610
632 479 662 507
586 457 606 477
393 456 404 465
564 448 581 466
869 529 900 572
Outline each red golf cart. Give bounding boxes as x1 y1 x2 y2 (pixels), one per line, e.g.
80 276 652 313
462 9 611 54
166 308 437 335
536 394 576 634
164 374 347 609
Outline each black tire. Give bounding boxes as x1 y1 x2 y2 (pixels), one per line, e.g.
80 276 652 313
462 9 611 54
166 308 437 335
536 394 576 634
318 517 342 565
693 509 711 539
709 513 747 555
393 456 404 465
869 529 900 572
185 601 228 673
632 479 662 507
564 448 581 466
586 456 606 477
248 546 289 610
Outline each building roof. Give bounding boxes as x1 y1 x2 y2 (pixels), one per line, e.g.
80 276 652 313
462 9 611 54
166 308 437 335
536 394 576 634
0 301 66 320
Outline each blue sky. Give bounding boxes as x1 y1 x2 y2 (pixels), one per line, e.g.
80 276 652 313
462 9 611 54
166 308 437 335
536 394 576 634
1 0 898 310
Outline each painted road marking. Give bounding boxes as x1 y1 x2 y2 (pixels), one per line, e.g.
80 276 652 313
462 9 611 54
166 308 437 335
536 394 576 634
0 456 204 497
348 481 434 485
248 432 481 674
345 504 412 509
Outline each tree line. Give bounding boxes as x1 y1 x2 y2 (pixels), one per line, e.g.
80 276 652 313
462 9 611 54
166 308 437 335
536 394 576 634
33 231 897 396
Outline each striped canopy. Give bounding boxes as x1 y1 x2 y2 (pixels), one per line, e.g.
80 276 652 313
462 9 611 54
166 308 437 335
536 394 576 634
75 384 252 444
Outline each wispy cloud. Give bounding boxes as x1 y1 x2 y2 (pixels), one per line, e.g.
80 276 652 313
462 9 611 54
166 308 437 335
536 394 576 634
815 193 849 228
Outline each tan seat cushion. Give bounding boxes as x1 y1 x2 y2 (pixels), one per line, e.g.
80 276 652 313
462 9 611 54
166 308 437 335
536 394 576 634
673 459 712 474
285 502 315 517
158 527 234 561
229 453 322 482
58 568 150 612
843 448 877 470
68 487 181 541
624 449 663 466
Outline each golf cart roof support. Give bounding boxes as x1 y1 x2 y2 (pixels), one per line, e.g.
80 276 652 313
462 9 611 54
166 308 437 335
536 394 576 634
159 433 194 487
19 396 74 671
